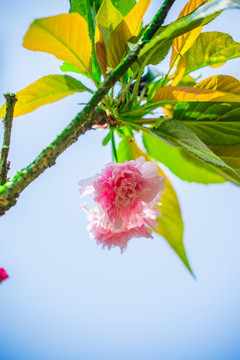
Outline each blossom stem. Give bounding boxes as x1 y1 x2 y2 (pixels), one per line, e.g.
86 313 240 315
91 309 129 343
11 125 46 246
110 128 118 163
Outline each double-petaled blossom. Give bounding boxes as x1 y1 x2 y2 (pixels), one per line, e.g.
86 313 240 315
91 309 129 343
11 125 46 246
0 268 9 283
79 157 165 250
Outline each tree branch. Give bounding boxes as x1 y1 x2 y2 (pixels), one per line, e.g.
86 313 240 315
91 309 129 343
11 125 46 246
0 0 176 216
0 93 17 185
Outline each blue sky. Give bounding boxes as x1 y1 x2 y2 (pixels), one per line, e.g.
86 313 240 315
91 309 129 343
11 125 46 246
0 1 240 359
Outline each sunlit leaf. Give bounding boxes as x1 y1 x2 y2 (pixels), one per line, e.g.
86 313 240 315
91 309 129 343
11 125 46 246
152 85 240 104
124 0 151 35
142 132 226 184
170 0 209 66
117 137 192 273
196 74 240 94
0 75 89 119
170 0 212 85
183 32 240 74
23 14 92 77
139 0 240 59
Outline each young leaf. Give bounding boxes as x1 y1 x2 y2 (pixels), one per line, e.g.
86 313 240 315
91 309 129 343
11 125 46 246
86 3 102 82
0 75 90 119
117 137 192 273
139 0 240 59
60 62 92 78
23 14 92 77
170 0 209 67
170 0 212 84
142 132 226 184
183 32 240 74
95 27 108 74
95 0 123 46
106 20 132 68
151 119 238 172
124 0 151 35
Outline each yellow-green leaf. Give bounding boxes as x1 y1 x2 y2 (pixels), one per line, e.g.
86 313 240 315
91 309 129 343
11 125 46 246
209 144 240 185
117 136 192 273
107 20 132 68
143 131 226 184
153 85 240 104
196 75 240 95
95 26 108 74
124 0 151 35
0 75 89 119
170 0 209 66
23 14 92 77
183 32 240 74
170 0 214 85
96 0 123 46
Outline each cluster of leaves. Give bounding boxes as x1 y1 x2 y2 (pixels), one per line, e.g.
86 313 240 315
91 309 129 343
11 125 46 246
1 0 240 273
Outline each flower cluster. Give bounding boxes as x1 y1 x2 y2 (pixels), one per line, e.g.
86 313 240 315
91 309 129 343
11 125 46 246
0 268 9 284
79 157 165 250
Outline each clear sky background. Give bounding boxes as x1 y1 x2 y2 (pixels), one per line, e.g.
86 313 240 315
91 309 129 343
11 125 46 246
0 1 240 359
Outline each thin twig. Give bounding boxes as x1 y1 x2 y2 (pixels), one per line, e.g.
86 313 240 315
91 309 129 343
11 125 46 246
0 93 17 185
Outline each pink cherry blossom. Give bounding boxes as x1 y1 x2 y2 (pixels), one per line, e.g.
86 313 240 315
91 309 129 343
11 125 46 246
0 268 9 283
79 157 165 250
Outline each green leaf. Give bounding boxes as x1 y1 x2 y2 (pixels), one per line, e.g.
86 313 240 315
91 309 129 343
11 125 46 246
151 119 237 171
0 75 90 119
209 144 240 185
142 132 226 184
70 0 136 17
210 144 240 173
138 27 172 66
60 62 92 78
69 0 88 18
102 131 112 146
184 117 240 146
117 137 192 274
173 76 240 146
87 3 102 82
183 31 240 74
139 0 240 59
111 0 136 16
